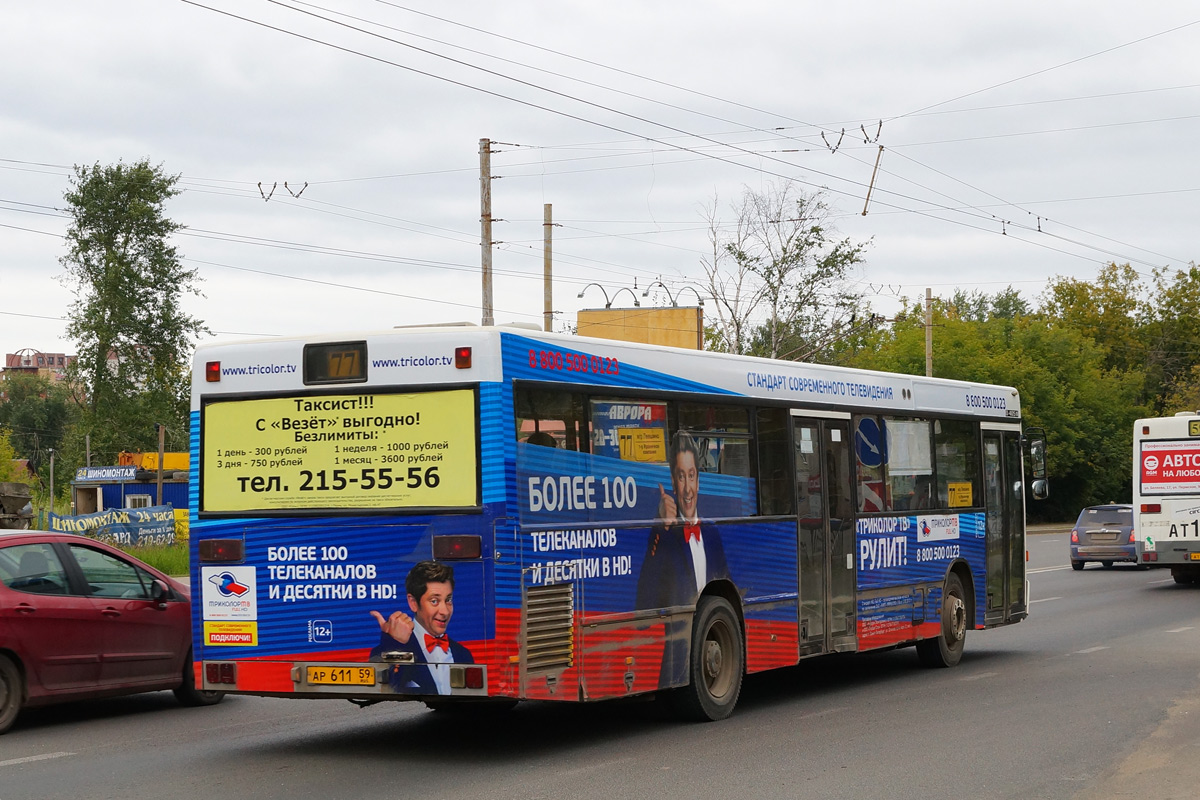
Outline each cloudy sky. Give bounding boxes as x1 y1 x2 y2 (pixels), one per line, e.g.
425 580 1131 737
3 1 1197 358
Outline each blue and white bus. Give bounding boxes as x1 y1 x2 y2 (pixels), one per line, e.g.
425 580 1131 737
188 324 1046 720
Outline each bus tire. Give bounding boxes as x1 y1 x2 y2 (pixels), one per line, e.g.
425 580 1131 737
0 653 23 735
917 573 967 668
671 595 743 722
174 649 225 707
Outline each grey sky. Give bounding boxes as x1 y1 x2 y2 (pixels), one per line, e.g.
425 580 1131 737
2 1 1197 355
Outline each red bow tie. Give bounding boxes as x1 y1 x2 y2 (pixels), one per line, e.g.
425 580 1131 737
684 524 701 543
424 633 449 654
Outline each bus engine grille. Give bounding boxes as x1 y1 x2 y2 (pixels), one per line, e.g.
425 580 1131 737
523 583 575 674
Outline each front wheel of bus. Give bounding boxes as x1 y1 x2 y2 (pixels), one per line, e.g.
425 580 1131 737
917 573 967 668
672 595 743 722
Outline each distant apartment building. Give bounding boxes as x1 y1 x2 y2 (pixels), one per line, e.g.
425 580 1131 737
1 348 76 400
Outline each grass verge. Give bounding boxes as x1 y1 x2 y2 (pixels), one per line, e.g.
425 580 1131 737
126 542 189 577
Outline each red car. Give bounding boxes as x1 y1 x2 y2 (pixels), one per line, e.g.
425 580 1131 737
0 530 222 734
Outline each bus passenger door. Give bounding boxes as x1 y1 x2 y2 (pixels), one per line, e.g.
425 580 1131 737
984 431 1026 623
793 414 856 654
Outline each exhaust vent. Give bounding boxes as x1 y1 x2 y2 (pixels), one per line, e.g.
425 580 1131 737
524 583 574 674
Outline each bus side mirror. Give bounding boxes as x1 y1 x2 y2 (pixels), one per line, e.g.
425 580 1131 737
1031 479 1049 500
1025 428 1047 480
1028 439 1046 480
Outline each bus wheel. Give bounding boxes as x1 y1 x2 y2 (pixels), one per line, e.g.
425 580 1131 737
917 573 967 668
671 595 743 722
0 653 23 734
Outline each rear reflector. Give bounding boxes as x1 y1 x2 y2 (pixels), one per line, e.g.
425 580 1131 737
1143 551 1158 562
199 539 245 562
433 535 481 560
205 662 237 685
1141 503 1162 513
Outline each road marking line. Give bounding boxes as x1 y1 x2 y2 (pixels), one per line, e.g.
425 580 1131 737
1030 596 1061 603
1166 626 1195 633
0 752 74 768
1029 566 1072 574
1151 578 1176 584
960 671 998 681
1076 646 1109 654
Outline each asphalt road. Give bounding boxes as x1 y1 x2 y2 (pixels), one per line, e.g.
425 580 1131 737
2 531 1198 800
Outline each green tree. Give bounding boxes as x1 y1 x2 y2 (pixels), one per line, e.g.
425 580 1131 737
1141 265 1200 412
701 182 869 358
59 159 206 463
1041 263 1144 375
0 372 74 471
0 428 21 483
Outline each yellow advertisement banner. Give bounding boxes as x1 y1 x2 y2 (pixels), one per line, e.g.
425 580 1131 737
204 621 258 646
201 389 477 512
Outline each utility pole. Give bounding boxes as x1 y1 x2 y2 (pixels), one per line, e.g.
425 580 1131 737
479 138 494 327
155 422 165 506
47 448 55 518
543 203 553 332
925 287 933 377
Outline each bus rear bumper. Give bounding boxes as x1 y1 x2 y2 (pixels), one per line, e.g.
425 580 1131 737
200 659 490 698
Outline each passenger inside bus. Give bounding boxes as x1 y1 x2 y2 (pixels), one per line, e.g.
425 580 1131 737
525 431 558 448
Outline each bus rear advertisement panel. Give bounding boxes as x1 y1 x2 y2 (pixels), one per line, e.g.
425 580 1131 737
200 388 478 513
1139 439 1200 494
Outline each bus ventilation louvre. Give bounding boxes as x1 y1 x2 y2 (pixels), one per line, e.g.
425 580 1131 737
523 583 574 674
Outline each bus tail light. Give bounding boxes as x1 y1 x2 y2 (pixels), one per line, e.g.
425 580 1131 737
206 662 237 685
1143 551 1158 562
1141 503 1162 513
205 361 221 382
450 665 485 690
199 538 245 562
433 535 481 560
455 347 472 369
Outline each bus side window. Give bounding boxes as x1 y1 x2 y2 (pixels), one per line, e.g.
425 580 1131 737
514 387 590 453
934 419 981 509
756 407 793 516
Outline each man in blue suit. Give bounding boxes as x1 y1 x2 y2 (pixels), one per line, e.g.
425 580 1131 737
636 432 729 686
369 560 474 695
